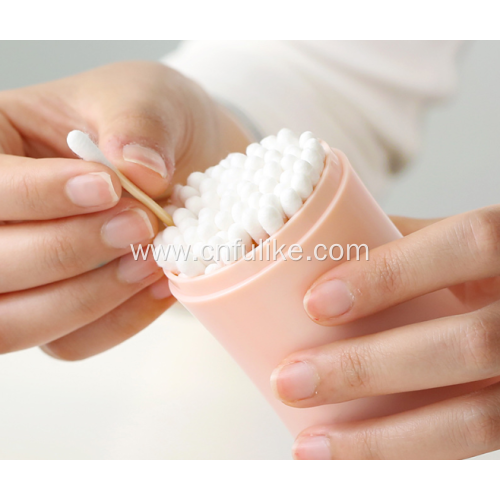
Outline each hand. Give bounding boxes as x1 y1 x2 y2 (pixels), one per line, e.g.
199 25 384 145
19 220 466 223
271 209 500 459
0 61 250 360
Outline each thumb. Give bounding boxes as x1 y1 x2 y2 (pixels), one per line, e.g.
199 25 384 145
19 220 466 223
389 215 444 236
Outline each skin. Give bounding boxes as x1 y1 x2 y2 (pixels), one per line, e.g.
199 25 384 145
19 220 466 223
272 210 500 459
0 61 251 360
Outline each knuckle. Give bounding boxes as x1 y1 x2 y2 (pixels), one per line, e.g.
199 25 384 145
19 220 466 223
460 313 500 376
368 247 409 296
466 208 500 264
460 401 500 450
17 169 43 214
337 346 370 392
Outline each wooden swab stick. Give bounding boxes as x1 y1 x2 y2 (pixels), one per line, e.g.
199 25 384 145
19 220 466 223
67 130 174 226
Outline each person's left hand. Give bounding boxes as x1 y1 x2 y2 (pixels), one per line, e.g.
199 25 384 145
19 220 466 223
271 209 500 459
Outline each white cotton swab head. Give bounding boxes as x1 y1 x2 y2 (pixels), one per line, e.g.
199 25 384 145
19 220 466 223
66 130 174 226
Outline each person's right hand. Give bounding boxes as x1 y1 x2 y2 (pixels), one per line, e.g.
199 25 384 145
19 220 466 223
0 61 251 360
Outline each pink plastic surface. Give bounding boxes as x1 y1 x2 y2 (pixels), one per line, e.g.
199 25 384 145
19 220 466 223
168 148 494 437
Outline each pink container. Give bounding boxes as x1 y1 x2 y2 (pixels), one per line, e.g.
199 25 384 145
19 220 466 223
168 147 493 437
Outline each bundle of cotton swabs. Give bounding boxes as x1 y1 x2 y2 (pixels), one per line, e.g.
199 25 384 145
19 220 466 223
154 129 326 278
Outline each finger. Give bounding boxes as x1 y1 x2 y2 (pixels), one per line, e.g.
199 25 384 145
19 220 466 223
0 252 164 353
0 198 158 293
42 277 175 361
0 154 122 220
305 206 500 325
292 382 500 459
76 62 185 197
388 215 443 236
272 303 500 406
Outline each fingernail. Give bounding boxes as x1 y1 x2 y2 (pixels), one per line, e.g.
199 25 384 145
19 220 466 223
150 277 173 299
293 436 331 460
271 361 318 402
304 279 353 320
102 208 155 248
118 253 160 284
65 172 119 207
123 144 168 178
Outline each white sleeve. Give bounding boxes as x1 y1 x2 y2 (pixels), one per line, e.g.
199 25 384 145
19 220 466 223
163 41 462 198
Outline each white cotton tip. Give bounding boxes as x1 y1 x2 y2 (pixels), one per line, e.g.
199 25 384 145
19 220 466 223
247 191 262 210
177 217 197 233
299 131 316 148
214 211 234 231
219 159 231 169
293 159 313 177
198 222 218 241
242 170 255 182
162 204 178 217
261 135 278 150
184 225 201 245
263 160 282 180
228 152 247 168
156 244 180 273
253 169 265 185
310 169 321 187
207 165 225 181
193 241 213 266
258 206 285 236
177 252 206 278
187 171 206 191
162 226 182 245
291 172 313 200
236 181 256 200
205 262 222 275
199 177 218 194
277 128 298 149
280 169 294 185
301 148 324 172
242 208 268 243
216 230 229 242
231 201 247 224
280 187 303 218
216 182 228 197
153 232 165 249
170 184 183 206
245 156 264 170
228 223 252 249
173 235 186 246
246 143 261 157
185 195 204 216
259 176 278 194
220 193 239 212
201 190 220 210
304 137 322 154
173 208 196 226
259 193 285 218
283 145 302 158
264 150 282 163
281 154 298 170
197 207 215 223
179 185 199 205
273 183 286 198
252 145 267 158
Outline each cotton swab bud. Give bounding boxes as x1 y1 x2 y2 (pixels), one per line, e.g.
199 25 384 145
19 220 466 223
299 131 315 148
177 217 197 233
173 208 196 226
280 187 303 218
304 138 323 155
184 225 201 245
242 170 255 182
156 244 180 273
177 252 206 278
162 225 182 245
237 181 258 201
193 241 213 266
227 223 252 250
199 177 218 194
187 171 206 191
281 154 297 170
291 172 313 200
260 135 278 150
216 231 229 242
179 185 199 204
231 201 247 224
264 150 281 163
273 183 286 198
259 176 278 194
245 157 264 170
201 190 220 210
280 169 294 185
247 191 262 210
228 152 247 168
246 143 263 157
205 262 222 275
198 222 218 241
253 169 265 185
185 196 204 216
301 148 323 172
207 165 225 181
283 145 302 158
215 211 234 231
277 128 298 149
242 208 268 242
293 159 313 177
259 193 285 218
220 193 239 212
197 207 216 224
258 206 285 236
163 204 178 217
263 161 282 180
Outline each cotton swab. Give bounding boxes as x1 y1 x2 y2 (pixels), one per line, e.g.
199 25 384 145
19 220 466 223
66 130 174 226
